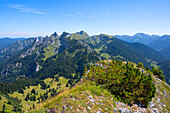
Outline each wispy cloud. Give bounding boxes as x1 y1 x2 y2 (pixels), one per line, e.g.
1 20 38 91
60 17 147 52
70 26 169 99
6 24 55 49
105 13 128 18
7 4 47 14
66 12 94 18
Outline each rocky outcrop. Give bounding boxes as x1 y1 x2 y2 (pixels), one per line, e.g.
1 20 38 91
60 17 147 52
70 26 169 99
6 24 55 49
36 62 40 72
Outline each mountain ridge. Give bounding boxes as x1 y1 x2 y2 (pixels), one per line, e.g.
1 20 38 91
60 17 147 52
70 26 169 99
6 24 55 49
115 33 159 45
0 31 100 82
0 31 169 83
0 38 26 49
0 31 169 112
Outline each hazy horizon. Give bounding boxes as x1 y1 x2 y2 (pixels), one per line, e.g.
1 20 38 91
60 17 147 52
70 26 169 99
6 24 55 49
0 31 170 39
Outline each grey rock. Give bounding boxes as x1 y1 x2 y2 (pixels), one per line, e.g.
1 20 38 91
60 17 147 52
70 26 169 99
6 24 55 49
163 90 166 94
163 104 166 107
97 111 101 113
120 102 126 107
149 102 155 108
87 106 91 110
114 108 117 113
114 101 118 104
36 62 40 72
77 108 80 112
118 108 123 113
89 98 95 102
158 81 161 85
84 108 87 112
133 104 138 107
153 108 159 113
157 98 160 103
88 95 93 99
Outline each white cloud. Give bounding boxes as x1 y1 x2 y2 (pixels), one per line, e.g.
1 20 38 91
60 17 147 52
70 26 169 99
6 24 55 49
7 4 47 14
66 12 94 18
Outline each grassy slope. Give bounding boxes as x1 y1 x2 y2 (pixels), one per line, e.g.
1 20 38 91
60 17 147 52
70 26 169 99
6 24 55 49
31 61 170 113
1 60 169 112
32 77 170 113
31 81 118 113
0 76 68 112
0 95 13 111
43 44 56 61
152 76 170 112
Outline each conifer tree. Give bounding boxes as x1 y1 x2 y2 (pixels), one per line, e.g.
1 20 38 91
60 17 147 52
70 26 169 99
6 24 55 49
33 103 36 109
25 93 30 101
146 66 149 71
2 103 6 113
31 89 36 94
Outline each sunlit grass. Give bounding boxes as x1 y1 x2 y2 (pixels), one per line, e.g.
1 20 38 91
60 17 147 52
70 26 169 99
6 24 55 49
6 76 68 112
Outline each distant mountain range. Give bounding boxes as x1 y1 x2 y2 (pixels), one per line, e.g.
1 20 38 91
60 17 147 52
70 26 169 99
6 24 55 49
148 35 170 51
160 46 170 59
1 33 169 60
115 33 159 45
0 37 43 63
148 35 170 60
115 33 170 60
0 38 25 49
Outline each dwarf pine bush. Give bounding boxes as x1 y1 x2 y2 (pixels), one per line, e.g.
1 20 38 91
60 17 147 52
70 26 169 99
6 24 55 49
84 59 156 107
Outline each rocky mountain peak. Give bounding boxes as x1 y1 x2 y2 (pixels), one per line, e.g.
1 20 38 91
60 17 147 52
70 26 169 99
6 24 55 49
51 32 58 37
77 31 90 37
134 33 149 38
35 37 40 43
60 31 70 38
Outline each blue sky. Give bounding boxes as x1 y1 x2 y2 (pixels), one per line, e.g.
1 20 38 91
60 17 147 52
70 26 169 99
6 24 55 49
0 0 170 38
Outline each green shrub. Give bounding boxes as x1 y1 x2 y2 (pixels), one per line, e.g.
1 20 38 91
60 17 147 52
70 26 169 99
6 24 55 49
85 59 156 107
151 67 165 82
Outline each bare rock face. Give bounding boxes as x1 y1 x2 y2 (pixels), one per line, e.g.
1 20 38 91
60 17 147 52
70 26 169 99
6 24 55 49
35 37 39 43
36 62 40 72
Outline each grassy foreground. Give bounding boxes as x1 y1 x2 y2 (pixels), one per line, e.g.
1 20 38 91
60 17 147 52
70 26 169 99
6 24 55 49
31 81 119 113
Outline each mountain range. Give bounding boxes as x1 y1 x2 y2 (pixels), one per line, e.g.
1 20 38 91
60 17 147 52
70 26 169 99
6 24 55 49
115 33 159 45
115 33 170 60
0 32 99 82
0 38 25 49
0 31 169 112
0 31 169 82
148 35 170 60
